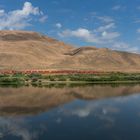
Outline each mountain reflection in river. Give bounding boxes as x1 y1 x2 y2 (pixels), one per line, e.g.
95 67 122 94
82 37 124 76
0 84 140 140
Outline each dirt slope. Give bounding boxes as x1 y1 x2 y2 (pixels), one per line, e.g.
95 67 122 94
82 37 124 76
0 30 140 72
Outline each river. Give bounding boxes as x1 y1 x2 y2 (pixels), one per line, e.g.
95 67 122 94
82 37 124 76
0 84 140 140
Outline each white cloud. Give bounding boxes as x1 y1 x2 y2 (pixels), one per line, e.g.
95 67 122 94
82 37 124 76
63 28 91 38
61 101 120 119
39 15 48 23
112 5 121 10
112 42 140 53
0 10 4 16
0 117 47 140
58 12 139 53
102 31 107 37
136 29 140 44
95 23 115 32
96 16 114 23
112 5 126 11
59 26 139 53
137 28 140 33
59 28 100 43
137 6 140 10
101 31 120 40
72 108 91 117
112 42 129 49
55 23 62 29
59 27 120 44
0 1 45 30
134 19 140 23
89 13 114 24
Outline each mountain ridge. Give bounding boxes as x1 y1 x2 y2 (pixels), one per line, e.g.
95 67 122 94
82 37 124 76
0 30 140 72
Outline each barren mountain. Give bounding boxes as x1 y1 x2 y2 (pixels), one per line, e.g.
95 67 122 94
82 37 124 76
0 30 140 72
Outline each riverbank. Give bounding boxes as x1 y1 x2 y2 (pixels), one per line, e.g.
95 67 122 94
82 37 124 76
0 72 140 86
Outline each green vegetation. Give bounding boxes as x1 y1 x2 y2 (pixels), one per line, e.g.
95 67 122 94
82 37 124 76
0 72 140 86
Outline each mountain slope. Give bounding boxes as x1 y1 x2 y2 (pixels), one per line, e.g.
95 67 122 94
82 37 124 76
56 47 140 72
0 30 140 72
0 30 73 70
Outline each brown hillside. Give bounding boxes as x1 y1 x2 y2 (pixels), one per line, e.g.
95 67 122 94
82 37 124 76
56 47 140 72
0 30 140 72
0 30 73 70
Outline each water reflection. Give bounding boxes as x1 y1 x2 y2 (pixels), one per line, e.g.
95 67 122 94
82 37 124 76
0 84 140 140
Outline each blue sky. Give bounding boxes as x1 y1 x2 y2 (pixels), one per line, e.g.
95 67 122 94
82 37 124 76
1 0 140 52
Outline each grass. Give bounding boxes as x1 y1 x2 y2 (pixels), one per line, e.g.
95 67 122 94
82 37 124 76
0 72 140 86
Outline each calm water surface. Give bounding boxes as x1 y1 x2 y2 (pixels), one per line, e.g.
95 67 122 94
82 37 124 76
0 84 140 140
